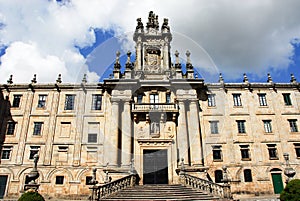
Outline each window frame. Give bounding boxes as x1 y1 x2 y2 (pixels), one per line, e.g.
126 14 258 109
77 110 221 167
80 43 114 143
29 146 40 160
1 146 12 160
12 94 22 108
166 93 171 103
263 120 272 133
267 144 278 160
208 94 216 107
233 94 242 106
240 145 251 161
212 145 222 161
33 122 43 136
288 119 298 132
214 170 223 183
236 120 246 134
88 133 98 143
55 176 64 185
258 93 267 106
244 169 253 182
91 94 102 110
6 121 16 135
37 95 47 108
283 93 292 106
294 143 300 158
209 121 219 134
64 94 75 110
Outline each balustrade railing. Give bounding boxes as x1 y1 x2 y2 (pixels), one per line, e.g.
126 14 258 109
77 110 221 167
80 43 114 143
181 174 232 199
132 103 178 111
89 174 138 201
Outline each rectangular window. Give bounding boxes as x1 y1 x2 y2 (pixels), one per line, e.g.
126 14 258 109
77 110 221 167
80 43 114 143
37 95 47 108
283 93 292 106
208 94 216 107
1 146 12 160
86 176 93 185
237 120 246 133
240 145 250 160
263 120 272 133
267 144 278 160
12 95 22 107
244 169 253 182
88 133 97 143
64 95 75 110
33 122 43 135
288 119 298 132
233 94 242 106
214 170 223 183
137 94 143 104
55 176 64 185
209 121 219 134
212 146 222 161
294 143 300 158
6 121 16 135
166 93 171 103
29 146 40 159
258 93 267 106
91 94 102 110
150 94 159 109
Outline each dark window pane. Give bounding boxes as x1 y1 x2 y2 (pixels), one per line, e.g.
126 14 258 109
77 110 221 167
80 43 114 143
283 93 292 106
91 95 102 110
244 169 253 182
6 122 16 135
33 122 43 135
37 95 47 108
65 95 75 110
56 176 64 184
86 176 93 185
215 170 223 183
88 134 97 143
12 95 22 107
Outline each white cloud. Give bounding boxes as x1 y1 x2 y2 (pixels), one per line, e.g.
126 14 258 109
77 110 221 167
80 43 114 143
0 0 300 83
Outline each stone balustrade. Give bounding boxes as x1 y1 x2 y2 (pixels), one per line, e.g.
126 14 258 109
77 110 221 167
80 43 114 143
132 103 178 112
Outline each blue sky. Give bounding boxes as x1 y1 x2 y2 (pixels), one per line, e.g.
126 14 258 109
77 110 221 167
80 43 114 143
0 0 300 83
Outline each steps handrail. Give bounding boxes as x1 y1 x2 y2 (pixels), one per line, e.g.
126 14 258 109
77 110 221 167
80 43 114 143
89 173 138 201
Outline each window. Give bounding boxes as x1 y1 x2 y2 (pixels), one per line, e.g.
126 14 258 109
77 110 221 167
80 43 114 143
58 146 68 152
1 146 12 160
267 144 278 160
33 122 43 135
6 121 16 135
55 176 64 185
294 143 300 158
64 95 75 110
236 120 246 133
283 93 292 106
288 119 298 132
258 94 267 106
209 121 219 134
91 94 102 110
137 94 143 104
88 134 97 143
37 95 47 108
212 146 222 161
166 93 171 103
150 94 159 109
263 120 272 133
12 95 22 107
233 94 242 106
244 169 253 182
208 94 216 107
29 146 40 159
86 176 93 185
214 170 223 183
240 145 250 160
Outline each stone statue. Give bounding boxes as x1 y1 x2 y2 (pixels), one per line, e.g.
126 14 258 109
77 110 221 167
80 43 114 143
136 18 144 30
24 154 40 191
162 18 170 31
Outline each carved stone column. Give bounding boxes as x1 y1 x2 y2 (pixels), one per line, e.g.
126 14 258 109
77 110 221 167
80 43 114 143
187 100 202 166
121 101 132 167
177 100 189 165
104 100 120 167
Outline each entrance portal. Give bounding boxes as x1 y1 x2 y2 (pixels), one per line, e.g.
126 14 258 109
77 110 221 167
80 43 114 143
0 175 8 199
271 173 284 194
143 149 168 184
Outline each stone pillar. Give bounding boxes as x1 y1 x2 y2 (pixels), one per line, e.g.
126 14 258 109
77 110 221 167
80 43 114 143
163 43 169 70
187 100 202 166
177 100 189 165
121 101 132 167
136 42 142 70
43 89 60 165
16 89 34 165
104 100 119 167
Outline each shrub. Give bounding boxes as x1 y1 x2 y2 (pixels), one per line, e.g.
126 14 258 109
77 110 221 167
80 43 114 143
18 191 45 201
280 179 300 201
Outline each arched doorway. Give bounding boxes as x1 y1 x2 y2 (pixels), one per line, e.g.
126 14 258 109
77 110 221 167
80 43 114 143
270 168 284 194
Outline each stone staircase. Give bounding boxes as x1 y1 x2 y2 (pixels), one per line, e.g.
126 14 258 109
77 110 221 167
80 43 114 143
101 184 220 200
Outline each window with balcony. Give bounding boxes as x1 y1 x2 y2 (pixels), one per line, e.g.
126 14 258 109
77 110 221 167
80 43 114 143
1 146 12 160
91 94 102 110
233 94 242 106
12 95 22 107
208 94 216 107
64 95 75 110
263 120 272 133
33 122 43 136
212 145 222 161
166 93 171 103
37 95 47 108
258 93 267 106
283 93 292 106
244 169 253 182
6 121 16 135
240 145 250 160
236 120 246 134
209 121 219 134
137 94 143 104
288 119 298 132
267 144 278 160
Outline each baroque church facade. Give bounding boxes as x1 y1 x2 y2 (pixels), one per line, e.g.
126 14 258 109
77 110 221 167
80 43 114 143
0 11 299 200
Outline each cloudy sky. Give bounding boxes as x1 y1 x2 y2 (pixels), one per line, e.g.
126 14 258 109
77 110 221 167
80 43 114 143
0 0 300 83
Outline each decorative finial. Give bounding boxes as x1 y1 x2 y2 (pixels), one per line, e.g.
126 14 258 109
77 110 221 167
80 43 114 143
267 73 273 83
175 50 180 64
116 51 120 63
186 50 191 64
136 18 144 31
56 74 62 83
82 74 87 83
243 73 249 83
126 51 131 63
161 18 170 31
7 75 13 84
31 74 37 84
219 73 224 83
290 73 297 83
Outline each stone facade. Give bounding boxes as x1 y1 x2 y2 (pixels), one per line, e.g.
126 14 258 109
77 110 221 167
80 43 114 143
0 11 299 200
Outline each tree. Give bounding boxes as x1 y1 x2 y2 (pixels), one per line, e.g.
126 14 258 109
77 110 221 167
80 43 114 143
18 191 45 201
280 179 300 201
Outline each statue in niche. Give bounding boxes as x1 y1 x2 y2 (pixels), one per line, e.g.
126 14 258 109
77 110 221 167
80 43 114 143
150 121 160 134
